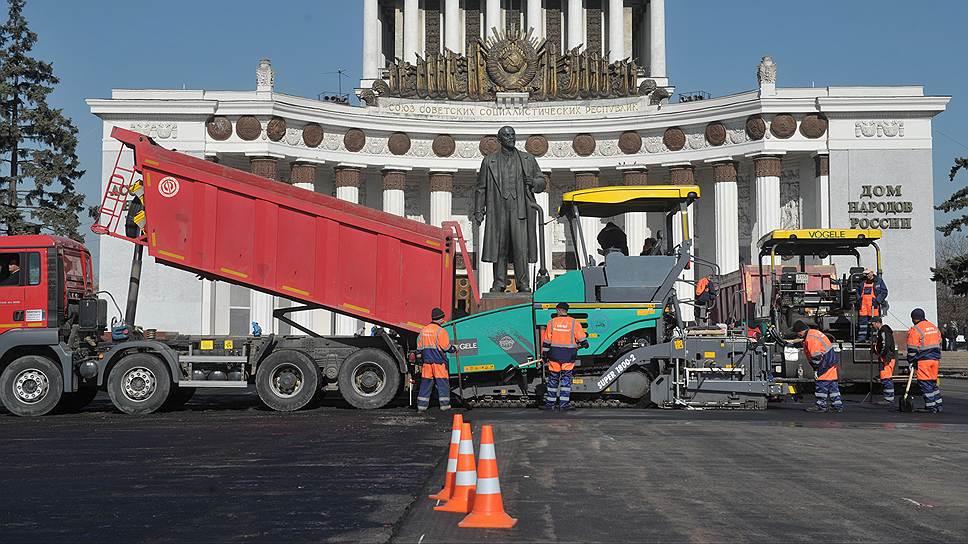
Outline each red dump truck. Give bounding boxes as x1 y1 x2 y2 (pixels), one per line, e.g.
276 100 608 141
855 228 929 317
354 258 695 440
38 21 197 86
0 128 479 416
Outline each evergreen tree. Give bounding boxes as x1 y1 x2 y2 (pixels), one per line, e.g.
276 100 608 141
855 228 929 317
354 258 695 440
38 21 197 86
0 0 85 240
932 157 968 296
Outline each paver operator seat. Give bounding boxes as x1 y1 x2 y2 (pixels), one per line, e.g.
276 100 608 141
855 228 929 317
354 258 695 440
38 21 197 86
557 185 699 305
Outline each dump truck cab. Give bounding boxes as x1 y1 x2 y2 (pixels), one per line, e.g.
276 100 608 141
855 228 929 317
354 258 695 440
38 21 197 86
756 228 884 382
0 235 107 416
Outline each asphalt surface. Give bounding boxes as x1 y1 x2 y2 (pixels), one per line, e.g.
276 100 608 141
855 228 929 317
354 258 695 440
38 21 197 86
1 382 967 543
0 392 450 543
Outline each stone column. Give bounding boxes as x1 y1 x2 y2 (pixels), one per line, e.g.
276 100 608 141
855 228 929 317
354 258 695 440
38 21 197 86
533 170 554 279
444 0 460 52
649 0 666 80
334 165 364 335
573 169 600 266
363 0 380 80
527 0 544 38
382 168 408 216
429 170 455 227
404 0 419 62
567 0 584 50
248 156 281 333
668 163 695 322
618 166 649 255
752 155 782 255
486 0 501 39
608 0 624 61
711 160 740 275
815 154 830 229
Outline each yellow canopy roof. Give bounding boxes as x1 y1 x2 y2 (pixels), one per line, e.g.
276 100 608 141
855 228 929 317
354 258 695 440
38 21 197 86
558 185 700 217
757 229 882 255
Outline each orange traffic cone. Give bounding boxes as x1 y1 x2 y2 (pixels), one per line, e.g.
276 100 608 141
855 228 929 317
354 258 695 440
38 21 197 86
429 413 463 500
434 422 476 513
458 425 517 528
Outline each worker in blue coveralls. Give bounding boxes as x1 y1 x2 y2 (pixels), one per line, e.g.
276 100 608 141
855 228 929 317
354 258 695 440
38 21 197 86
416 307 455 412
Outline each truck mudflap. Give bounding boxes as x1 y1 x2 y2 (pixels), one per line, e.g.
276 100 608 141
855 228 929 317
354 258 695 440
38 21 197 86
96 340 180 386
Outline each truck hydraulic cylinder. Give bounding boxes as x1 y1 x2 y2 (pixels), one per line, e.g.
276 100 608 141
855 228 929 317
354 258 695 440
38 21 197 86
124 243 144 329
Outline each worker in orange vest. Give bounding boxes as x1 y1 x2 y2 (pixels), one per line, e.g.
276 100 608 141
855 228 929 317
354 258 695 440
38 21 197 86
540 302 588 411
794 321 844 413
695 275 717 324
416 307 455 412
855 269 888 342
870 316 896 404
906 308 943 413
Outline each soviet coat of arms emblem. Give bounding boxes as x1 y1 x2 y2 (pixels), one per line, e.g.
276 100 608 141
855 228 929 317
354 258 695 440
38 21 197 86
482 29 541 92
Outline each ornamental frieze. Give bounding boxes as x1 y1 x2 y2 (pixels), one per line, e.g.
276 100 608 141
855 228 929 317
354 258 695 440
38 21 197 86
372 29 657 103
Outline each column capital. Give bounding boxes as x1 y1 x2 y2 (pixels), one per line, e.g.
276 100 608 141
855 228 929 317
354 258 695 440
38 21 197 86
429 171 455 193
290 161 317 185
814 154 829 177
334 165 363 188
667 163 695 186
621 169 648 185
752 155 782 178
574 170 599 190
712 161 738 183
382 169 407 191
249 156 279 181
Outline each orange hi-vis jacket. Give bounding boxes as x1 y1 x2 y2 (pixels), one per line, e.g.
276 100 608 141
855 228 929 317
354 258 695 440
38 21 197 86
907 319 942 381
804 328 839 381
418 323 451 379
859 280 879 317
696 277 710 297
542 315 587 372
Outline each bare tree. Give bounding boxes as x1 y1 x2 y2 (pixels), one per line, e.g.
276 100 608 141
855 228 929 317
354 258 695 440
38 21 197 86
936 234 968 326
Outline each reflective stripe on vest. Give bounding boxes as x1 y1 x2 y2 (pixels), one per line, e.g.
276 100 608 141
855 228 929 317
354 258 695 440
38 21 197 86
805 329 833 363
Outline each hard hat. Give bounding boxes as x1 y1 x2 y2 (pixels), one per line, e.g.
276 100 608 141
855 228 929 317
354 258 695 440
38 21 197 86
793 320 810 333
911 308 925 321
431 307 446 321
556 302 569 311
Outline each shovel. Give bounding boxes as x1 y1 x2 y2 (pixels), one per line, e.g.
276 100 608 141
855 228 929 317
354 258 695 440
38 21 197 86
899 362 915 413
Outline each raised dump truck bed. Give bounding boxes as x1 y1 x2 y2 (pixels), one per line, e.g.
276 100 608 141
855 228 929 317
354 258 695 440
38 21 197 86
97 127 455 332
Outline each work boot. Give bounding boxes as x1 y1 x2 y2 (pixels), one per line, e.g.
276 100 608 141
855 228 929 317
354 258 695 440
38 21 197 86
440 405 451 411
560 404 577 412
805 406 828 413
417 406 428 413
538 404 555 411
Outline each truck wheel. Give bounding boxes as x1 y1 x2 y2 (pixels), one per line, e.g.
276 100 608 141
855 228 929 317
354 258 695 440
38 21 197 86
0 355 64 417
338 348 400 410
161 386 196 411
57 385 99 412
256 350 318 412
107 353 172 415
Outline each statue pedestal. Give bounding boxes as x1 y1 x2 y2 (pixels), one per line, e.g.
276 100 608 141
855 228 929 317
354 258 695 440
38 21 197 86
472 292 533 314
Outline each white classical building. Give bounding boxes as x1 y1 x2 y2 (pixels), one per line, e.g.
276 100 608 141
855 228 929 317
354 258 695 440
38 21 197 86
88 0 948 335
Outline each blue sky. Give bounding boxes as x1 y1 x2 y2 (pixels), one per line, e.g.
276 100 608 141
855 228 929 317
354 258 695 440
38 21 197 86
21 0 968 253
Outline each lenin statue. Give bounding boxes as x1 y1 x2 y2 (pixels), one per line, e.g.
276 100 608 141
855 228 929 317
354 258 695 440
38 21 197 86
473 126 546 293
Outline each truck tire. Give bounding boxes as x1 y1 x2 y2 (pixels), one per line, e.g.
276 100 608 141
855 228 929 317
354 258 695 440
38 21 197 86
107 353 172 415
57 385 100 413
0 355 64 417
338 348 400 410
256 350 318 412
161 386 196 411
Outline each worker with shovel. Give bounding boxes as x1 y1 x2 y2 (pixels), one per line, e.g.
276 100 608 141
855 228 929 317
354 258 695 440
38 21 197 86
906 308 943 413
870 316 896 405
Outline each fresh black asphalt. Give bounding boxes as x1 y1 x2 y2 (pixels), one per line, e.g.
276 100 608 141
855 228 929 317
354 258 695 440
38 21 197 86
2 382 967 543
